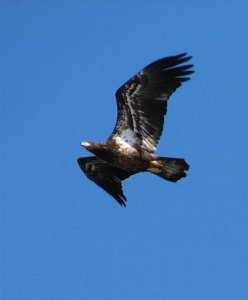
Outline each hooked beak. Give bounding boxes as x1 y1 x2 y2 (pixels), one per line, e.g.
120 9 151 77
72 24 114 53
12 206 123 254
81 142 91 147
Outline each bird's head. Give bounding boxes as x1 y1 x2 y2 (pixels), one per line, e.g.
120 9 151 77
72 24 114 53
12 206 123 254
80 141 108 158
80 141 93 150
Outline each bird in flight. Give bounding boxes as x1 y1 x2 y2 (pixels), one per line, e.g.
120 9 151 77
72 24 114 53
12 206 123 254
78 53 194 206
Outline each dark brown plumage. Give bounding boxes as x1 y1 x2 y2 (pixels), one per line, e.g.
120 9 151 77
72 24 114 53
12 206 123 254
78 53 194 206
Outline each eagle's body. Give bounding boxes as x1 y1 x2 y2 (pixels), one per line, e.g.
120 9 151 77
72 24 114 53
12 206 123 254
78 53 194 206
81 140 152 172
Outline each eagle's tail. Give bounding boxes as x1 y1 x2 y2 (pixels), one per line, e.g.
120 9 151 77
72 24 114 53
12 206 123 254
147 157 190 182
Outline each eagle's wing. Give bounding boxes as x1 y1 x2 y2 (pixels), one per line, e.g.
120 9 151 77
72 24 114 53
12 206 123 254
110 53 194 154
77 156 136 206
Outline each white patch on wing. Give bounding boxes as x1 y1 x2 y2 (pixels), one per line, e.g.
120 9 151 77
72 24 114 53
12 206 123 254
114 128 136 150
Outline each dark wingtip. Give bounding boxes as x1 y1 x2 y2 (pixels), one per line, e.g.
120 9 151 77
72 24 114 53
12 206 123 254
145 52 194 74
120 201 127 207
117 195 127 207
174 53 193 64
175 52 188 58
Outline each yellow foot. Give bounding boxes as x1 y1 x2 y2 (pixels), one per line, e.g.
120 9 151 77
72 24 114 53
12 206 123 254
147 160 162 173
150 160 162 167
147 167 160 174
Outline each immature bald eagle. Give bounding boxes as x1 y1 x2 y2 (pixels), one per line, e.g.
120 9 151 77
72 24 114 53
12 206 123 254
78 53 194 206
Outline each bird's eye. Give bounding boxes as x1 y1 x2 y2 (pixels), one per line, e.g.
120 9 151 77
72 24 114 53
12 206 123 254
85 163 94 173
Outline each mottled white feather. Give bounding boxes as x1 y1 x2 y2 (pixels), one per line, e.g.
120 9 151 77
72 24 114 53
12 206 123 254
113 128 136 150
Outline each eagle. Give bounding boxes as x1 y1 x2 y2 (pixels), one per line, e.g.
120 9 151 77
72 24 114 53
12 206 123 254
77 53 194 206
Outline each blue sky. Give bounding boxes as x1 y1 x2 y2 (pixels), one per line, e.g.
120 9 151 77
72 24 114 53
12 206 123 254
1 1 248 299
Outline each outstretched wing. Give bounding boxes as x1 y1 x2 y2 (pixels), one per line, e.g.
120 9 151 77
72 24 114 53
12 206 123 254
77 156 136 206
110 53 194 154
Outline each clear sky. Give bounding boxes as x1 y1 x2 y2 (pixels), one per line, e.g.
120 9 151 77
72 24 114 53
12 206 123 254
1 1 248 299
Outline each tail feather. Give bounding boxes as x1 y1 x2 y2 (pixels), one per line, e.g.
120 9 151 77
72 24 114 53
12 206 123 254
147 157 190 182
